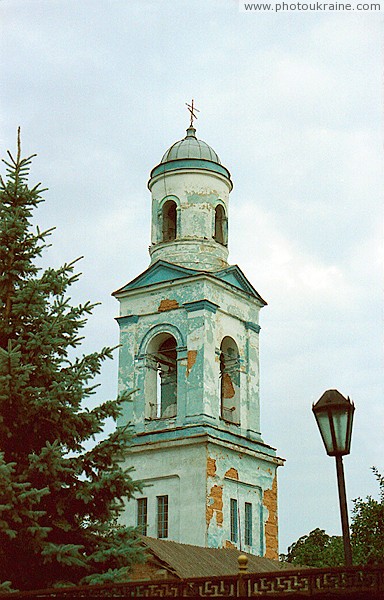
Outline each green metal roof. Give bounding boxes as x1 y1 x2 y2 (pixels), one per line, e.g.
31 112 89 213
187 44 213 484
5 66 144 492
150 158 231 181
161 126 221 163
112 259 267 306
148 127 232 185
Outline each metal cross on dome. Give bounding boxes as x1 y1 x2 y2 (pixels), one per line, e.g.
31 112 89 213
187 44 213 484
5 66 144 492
186 99 200 127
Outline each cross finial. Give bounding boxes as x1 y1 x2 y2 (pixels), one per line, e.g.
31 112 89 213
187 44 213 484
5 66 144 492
186 99 200 128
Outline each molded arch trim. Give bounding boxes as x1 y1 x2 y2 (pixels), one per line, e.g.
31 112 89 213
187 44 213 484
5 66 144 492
215 199 226 210
158 194 180 209
138 323 185 357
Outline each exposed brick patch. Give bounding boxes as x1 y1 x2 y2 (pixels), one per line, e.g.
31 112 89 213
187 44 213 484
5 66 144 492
225 540 236 549
207 456 216 477
263 474 278 559
224 467 239 480
158 299 180 312
186 350 197 377
222 373 235 398
206 484 223 527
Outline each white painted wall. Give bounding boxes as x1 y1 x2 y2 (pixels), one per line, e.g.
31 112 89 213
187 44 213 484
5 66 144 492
149 170 231 271
121 436 280 555
121 440 208 547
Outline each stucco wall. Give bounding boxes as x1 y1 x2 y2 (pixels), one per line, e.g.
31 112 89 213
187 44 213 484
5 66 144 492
120 440 207 547
205 441 279 556
116 276 262 439
149 170 231 271
120 436 280 555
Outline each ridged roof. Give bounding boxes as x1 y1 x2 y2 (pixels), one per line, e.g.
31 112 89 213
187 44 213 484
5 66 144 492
160 126 221 164
141 536 292 578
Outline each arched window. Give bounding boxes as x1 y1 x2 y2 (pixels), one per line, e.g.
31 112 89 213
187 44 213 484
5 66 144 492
147 333 177 419
162 200 177 242
220 337 240 424
214 204 227 246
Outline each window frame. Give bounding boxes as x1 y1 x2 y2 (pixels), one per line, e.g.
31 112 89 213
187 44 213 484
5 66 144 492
245 502 253 546
230 498 238 543
137 497 148 535
157 494 169 539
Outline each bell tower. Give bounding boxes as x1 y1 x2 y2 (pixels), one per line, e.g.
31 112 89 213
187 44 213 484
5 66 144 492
114 113 283 557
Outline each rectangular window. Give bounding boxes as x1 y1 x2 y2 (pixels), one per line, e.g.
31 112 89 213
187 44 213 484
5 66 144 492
230 498 238 543
157 495 168 538
137 498 148 535
245 502 253 546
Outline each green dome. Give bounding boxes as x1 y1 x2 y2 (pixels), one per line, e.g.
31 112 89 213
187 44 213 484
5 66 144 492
149 127 232 188
160 127 221 164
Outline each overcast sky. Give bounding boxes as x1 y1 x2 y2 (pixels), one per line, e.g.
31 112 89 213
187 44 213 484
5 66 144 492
1 0 382 554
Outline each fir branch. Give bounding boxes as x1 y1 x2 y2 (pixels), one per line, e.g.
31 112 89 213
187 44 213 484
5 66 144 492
0 133 145 590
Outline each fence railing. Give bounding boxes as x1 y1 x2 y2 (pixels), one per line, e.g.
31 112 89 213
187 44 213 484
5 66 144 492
1 564 383 598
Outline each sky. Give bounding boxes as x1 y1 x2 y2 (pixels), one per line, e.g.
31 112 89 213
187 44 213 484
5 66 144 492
0 0 382 554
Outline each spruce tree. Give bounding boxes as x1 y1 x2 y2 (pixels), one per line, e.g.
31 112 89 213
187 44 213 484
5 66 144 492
0 131 144 591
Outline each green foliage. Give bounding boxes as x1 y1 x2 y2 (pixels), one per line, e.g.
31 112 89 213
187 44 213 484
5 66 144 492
0 131 145 590
284 468 384 567
282 528 344 567
351 467 384 565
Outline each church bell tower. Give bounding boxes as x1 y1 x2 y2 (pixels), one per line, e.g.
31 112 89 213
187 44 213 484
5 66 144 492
114 109 284 557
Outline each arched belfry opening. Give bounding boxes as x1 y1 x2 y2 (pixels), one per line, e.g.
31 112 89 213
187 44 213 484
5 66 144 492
146 333 177 419
214 204 227 246
220 336 240 424
162 200 177 242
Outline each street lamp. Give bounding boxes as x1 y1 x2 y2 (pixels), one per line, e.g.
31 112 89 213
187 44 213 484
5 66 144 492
312 389 355 567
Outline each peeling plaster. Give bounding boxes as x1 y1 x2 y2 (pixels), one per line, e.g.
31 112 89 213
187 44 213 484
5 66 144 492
186 350 197 377
222 373 235 399
263 475 278 559
149 171 230 271
205 445 279 555
207 456 216 477
206 484 223 527
224 467 239 480
225 540 236 549
158 299 180 312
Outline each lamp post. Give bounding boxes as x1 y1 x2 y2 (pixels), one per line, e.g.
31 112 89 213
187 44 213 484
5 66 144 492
312 389 355 567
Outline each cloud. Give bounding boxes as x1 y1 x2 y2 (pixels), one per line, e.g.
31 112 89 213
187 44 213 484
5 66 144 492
231 202 356 310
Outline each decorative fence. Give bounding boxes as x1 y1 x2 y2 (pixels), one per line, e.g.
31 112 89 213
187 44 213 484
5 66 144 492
1 565 383 599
